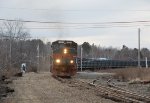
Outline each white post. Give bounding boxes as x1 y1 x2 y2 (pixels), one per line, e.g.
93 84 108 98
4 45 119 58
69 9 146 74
146 57 148 68
81 46 83 72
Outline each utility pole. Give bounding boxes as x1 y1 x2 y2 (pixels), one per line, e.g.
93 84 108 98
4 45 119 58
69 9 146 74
50 42 53 71
81 45 83 72
37 42 40 72
138 28 141 68
92 43 94 58
9 37 12 68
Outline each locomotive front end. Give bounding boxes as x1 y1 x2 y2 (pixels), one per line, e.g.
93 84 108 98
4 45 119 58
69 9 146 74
50 40 77 77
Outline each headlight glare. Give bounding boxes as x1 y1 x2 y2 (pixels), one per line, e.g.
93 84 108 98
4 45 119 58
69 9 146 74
56 59 60 63
70 60 74 64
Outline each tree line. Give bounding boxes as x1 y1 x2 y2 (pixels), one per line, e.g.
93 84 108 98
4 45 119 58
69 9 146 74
80 42 150 61
0 20 51 76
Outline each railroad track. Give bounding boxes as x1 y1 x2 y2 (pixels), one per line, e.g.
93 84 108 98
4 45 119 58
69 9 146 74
55 76 150 103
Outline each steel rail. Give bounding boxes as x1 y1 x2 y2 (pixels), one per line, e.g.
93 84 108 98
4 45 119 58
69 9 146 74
55 77 150 103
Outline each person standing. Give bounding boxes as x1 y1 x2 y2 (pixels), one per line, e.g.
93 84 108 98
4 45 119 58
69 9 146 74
21 63 26 76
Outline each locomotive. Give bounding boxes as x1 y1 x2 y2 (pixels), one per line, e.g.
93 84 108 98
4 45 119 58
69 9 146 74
50 40 78 77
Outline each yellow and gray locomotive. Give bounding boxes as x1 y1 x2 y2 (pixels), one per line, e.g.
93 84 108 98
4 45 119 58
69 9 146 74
50 40 77 77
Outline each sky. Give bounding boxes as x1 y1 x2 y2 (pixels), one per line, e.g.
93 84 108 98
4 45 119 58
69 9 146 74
0 0 150 49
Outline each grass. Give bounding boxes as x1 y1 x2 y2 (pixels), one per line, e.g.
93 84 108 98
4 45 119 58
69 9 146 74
0 68 20 78
99 68 150 81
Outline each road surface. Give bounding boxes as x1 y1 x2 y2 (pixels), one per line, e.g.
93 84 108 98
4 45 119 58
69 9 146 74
4 72 116 103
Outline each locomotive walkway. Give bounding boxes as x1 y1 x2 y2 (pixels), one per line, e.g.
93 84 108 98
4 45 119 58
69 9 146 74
3 72 116 103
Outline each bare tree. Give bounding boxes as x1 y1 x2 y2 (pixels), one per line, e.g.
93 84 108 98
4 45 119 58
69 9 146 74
82 42 91 58
1 20 30 40
0 20 30 69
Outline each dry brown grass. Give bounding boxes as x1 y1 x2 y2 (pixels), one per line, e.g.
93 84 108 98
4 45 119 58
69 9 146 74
100 68 150 81
0 68 19 78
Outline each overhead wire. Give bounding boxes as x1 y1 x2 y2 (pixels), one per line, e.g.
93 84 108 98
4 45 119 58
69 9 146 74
0 18 60 24
0 7 150 28
0 7 150 24
0 18 150 29
1 7 150 12
1 18 150 24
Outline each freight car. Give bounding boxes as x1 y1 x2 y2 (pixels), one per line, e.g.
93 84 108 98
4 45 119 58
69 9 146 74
77 58 150 70
50 40 77 77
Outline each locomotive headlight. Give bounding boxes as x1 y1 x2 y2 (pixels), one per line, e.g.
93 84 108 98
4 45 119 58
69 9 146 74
70 60 74 64
56 59 61 64
63 48 68 54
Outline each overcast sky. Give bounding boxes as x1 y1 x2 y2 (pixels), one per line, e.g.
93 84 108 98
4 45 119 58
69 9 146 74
0 0 150 48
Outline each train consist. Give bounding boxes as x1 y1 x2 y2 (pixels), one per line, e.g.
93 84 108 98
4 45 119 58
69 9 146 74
77 58 150 70
50 40 78 76
50 40 149 75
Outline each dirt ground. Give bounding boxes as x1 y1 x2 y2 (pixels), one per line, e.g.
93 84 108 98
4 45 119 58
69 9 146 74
98 68 150 96
3 72 116 103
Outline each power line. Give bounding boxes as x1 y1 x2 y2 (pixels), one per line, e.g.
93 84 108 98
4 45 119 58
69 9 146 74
1 7 150 12
0 24 146 29
1 18 150 24
1 18 150 29
0 19 60 24
5 25 150 29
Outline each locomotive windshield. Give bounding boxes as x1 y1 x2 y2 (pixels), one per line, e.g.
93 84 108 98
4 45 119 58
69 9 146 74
52 40 77 54
53 47 77 54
